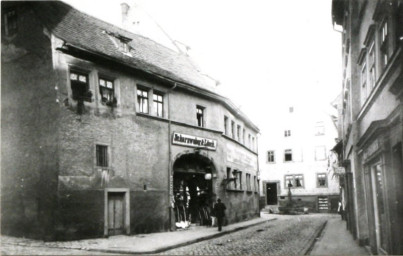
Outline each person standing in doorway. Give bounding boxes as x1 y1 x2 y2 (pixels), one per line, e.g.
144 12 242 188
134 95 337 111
213 198 226 231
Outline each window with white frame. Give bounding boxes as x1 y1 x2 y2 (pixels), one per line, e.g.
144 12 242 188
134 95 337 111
99 78 115 106
137 88 149 113
284 149 293 162
267 151 275 163
284 130 291 137
70 71 91 102
237 125 241 141
295 175 303 187
226 167 233 190
285 175 293 188
361 61 368 103
196 106 204 127
96 145 108 167
231 121 235 139
368 40 376 91
252 137 255 151
246 173 251 191
224 116 228 135
317 173 327 187
233 170 242 190
285 174 304 188
242 128 245 144
380 19 389 68
153 92 163 117
253 175 257 191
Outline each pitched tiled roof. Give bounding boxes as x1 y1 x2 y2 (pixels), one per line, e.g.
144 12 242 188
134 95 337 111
29 1 259 132
31 1 215 91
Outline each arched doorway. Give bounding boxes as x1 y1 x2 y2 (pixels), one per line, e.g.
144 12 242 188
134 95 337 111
173 152 215 228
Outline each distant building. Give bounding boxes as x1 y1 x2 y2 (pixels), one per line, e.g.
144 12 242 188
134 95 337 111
332 0 403 254
1 1 259 240
260 105 340 213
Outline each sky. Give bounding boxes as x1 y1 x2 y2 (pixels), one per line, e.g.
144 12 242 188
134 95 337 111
63 0 342 131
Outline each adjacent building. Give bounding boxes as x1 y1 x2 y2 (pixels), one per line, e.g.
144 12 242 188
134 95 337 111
332 0 403 254
1 1 260 240
260 105 340 213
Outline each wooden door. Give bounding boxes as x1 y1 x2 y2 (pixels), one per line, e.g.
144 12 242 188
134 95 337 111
108 193 125 235
266 183 278 205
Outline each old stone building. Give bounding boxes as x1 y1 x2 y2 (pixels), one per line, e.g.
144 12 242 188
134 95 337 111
260 105 340 213
1 1 260 240
332 0 403 254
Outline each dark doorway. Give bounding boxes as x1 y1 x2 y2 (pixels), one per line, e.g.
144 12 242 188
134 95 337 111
107 192 125 235
266 183 278 205
173 153 214 228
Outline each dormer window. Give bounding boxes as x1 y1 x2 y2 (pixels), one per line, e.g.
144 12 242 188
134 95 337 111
103 30 132 55
120 40 130 53
116 34 132 54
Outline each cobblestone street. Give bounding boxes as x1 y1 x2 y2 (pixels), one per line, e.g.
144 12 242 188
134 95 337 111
1 214 333 255
0 244 115 256
158 214 330 256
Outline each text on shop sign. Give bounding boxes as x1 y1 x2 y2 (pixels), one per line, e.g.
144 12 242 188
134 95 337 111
172 132 217 150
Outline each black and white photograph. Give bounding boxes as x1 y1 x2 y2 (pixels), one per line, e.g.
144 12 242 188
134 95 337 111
1 0 402 255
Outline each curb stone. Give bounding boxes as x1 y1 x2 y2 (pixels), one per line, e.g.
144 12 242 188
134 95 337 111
300 220 328 255
84 218 278 255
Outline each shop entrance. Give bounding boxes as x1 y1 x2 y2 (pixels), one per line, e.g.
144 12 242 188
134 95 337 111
173 153 214 229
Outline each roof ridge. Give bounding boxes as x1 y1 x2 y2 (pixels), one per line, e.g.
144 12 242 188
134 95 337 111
61 1 183 57
29 1 259 131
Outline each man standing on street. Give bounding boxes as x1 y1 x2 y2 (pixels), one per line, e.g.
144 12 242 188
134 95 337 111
213 198 226 231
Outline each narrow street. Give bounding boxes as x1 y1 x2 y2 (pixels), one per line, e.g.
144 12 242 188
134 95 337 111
2 214 335 255
159 214 329 255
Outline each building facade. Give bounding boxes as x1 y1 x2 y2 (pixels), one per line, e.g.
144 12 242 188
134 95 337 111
332 0 403 254
1 1 260 240
259 105 340 213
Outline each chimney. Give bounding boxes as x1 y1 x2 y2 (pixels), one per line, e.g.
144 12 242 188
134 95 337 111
121 2 130 29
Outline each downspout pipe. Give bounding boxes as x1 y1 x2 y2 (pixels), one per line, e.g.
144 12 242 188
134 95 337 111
167 82 177 231
256 133 261 215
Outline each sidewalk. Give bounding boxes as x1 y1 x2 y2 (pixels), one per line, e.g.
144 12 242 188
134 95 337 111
2 214 276 254
309 216 369 255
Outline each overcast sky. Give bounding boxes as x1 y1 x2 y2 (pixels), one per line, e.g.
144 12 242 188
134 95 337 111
64 0 342 130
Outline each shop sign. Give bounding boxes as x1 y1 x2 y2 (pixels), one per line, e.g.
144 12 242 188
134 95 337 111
172 132 217 150
226 143 257 169
334 167 345 174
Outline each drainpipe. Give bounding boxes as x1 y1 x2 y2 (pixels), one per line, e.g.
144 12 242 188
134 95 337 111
256 133 260 215
167 82 177 231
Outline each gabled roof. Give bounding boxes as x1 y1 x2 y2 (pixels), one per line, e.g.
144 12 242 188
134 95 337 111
28 1 259 132
26 1 259 132
31 1 214 91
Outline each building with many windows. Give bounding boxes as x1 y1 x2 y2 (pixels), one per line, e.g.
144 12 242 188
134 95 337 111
1 1 259 240
259 105 340 213
331 0 403 254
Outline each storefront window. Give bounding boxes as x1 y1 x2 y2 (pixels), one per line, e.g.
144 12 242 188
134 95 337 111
371 163 388 252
